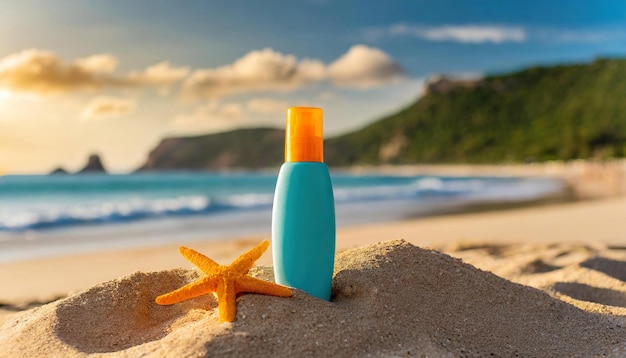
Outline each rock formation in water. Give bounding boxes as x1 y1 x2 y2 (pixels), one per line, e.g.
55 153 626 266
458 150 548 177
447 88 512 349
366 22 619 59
77 154 107 174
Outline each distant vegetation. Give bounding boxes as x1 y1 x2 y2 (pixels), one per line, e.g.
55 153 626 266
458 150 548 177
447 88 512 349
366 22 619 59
325 58 626 165
139 128 284 170
140 58 626 170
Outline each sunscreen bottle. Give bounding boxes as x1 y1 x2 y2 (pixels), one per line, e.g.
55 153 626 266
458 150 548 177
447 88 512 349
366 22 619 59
272 107 335 300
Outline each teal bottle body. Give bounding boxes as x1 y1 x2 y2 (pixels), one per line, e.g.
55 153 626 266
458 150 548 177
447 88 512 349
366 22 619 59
272 162 335 300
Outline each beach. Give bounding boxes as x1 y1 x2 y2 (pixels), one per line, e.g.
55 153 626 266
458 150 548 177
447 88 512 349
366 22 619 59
0 161 625 356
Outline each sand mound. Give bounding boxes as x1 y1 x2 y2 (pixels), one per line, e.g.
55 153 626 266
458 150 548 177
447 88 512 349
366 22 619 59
1 240 625 357
444 241 626 317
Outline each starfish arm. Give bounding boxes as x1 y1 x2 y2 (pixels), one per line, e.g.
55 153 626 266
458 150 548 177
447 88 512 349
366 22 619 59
216 278 237 322
179 246 221 274
155 276 219 305
155 240 293 323
236 276 293 297
230 239 269 274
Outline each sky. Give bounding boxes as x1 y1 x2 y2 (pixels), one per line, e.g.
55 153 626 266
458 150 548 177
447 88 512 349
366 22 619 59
0 0 624 174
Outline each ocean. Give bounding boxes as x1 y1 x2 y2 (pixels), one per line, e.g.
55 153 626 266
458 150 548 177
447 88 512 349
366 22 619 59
0 171 563 262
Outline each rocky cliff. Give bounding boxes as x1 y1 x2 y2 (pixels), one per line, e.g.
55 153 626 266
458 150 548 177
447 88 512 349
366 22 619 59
138 128 285 171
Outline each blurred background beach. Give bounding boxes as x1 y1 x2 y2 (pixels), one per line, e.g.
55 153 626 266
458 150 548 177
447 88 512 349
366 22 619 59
0 0 625 304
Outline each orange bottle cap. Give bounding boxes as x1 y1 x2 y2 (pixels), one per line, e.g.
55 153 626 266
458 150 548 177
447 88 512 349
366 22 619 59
285 107 324 162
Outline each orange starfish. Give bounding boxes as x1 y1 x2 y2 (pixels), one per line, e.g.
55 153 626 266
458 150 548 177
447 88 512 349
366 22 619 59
155 239 293 322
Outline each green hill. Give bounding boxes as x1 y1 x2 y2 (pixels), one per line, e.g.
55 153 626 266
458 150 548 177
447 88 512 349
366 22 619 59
139 58 626 170
139 128 284 170
325 57 626 165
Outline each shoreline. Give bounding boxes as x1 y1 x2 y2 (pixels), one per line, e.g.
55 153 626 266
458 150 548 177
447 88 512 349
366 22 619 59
0 194 624 305
0 169 569 264
1 160 624 304
0 174 569 265
343 158 626 197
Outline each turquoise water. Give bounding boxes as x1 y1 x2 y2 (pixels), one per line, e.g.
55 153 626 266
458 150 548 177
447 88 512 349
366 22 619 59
0 171 563 261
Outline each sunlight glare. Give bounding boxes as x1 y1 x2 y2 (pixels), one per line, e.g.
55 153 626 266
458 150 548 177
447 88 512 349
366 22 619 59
0 90 12 101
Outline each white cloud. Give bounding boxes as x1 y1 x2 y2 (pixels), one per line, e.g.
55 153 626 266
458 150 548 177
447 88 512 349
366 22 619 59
1 46 405 100
372 23 626 45
377 24 527 44
129 61 190 86
81 96 135 119
534 28 626 43
181 45 404 98
0 49 189 96
247 98 289 114
75 54 119 73
218 102 244 119
181 48 326 99
0 49 132 94
328 45 405 88
173 101 245 127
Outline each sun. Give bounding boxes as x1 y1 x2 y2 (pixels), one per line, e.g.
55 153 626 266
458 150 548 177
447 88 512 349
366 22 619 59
0 89 13 101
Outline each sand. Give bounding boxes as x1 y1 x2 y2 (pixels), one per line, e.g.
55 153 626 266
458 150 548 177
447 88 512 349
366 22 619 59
1 239 625 357
0 161 625 356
